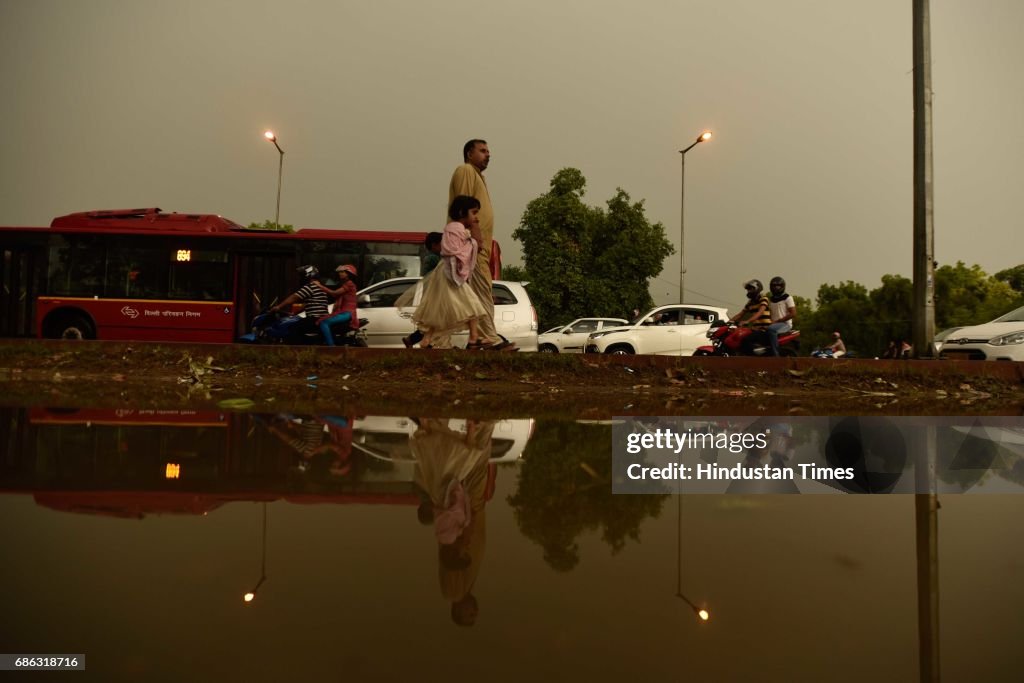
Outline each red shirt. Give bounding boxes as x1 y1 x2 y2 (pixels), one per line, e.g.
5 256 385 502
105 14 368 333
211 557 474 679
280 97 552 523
323 280 359 328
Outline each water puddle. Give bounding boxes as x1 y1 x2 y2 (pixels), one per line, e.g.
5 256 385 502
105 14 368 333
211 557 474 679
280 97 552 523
1 406 1022 680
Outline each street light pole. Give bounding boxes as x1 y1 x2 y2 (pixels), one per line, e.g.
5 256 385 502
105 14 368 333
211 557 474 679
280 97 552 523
264 131 285 227
679 131 712 303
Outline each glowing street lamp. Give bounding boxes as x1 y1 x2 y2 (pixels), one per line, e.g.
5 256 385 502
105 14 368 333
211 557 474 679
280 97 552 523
264 130 285 227
678 130 712 303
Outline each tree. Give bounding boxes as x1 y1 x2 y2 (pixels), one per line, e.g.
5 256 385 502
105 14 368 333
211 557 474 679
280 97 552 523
794 266 1022 357
507 421 665 571
246 220 294 233
513 168 674 326
501 264 529 282
994 264 1024 294
935 261 1023 327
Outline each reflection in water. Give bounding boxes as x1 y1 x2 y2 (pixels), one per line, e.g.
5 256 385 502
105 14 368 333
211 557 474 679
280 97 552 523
0 408 532 512
243 502 268 603
509 421 665 571
2 407 1024 680
411 418 494 626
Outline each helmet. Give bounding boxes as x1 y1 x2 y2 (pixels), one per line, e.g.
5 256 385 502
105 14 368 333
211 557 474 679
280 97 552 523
336 264 357 277
297 265 319 280
743 279 763 300
770 276 786 291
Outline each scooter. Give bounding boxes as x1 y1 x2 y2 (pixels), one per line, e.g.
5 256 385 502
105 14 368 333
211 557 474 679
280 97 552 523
694 321 800 357
238 309 369 346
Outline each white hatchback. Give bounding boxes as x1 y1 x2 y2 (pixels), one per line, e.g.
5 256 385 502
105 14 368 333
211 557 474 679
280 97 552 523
538 317 629 353
584 304 727 356
356 277 539 351
939 306 1024 361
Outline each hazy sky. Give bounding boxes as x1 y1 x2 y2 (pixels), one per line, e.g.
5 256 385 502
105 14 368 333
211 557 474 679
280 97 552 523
2 0 1021 311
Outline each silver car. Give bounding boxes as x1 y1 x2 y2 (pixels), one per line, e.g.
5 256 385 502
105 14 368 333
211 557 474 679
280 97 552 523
538 317 628 353
356 277 539 351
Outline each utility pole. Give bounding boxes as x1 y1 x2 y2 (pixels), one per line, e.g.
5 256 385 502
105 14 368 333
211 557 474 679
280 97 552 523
912 0 936 357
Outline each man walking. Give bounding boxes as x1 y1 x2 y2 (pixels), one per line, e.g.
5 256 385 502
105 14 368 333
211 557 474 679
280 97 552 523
448 139 514 351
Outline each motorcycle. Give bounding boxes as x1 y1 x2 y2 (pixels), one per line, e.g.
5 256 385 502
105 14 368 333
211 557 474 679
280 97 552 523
694 321 800 357
238 309 369 347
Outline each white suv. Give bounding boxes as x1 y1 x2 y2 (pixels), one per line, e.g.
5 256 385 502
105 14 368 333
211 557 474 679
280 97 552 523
584 304 727 355
538 318 628 353
356 277 539 351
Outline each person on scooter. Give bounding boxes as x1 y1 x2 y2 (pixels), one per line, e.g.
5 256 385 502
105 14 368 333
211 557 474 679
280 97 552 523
827 331 846 357
766 276 797 357
270 265 331 339
315 264 361 346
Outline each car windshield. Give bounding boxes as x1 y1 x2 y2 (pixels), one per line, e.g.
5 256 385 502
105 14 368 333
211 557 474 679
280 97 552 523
991 306 1024 324
631 311 656 325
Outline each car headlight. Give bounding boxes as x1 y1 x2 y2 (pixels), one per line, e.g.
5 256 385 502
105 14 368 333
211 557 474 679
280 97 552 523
990 331 1024 346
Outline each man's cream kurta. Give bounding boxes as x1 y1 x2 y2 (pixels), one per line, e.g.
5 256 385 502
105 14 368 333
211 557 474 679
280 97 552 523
448 163 500 344
448 163 493 257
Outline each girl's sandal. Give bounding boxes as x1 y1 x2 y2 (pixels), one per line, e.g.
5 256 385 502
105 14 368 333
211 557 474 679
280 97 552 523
466 340 488 350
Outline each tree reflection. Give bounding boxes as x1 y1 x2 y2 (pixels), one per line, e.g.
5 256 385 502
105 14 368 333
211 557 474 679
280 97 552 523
508 421 666 571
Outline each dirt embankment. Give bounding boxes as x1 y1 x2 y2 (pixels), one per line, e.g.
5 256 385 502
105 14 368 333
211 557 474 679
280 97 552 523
0 340 1021 417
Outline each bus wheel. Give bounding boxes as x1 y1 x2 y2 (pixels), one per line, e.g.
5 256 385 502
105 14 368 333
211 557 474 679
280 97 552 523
45 313 95 340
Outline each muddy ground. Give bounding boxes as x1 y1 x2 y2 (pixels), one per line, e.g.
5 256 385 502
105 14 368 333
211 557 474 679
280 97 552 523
1 340 1022 417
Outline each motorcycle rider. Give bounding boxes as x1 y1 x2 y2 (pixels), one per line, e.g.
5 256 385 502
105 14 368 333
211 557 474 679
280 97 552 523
315 264 361 346
270 265 331 339
766 276 797 357
730 279 772 327
726 279 771 354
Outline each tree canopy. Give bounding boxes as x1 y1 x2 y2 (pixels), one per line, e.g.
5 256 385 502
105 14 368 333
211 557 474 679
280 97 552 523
508 421 665 571
511 168 674 326
797 262 1024 356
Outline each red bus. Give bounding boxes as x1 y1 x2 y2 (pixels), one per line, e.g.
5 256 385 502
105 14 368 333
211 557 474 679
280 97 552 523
0 208 436 342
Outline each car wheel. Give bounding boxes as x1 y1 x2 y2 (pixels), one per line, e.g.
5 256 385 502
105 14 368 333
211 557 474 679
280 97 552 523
538 344 558 353
44 312 95 340
606 344 634 355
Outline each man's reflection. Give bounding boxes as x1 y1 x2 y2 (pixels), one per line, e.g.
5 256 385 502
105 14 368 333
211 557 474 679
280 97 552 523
410 418 495 626
266 415 353 477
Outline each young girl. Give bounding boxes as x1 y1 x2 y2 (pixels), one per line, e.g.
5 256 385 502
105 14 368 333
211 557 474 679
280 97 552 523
315 264 359 346
398 195 487 348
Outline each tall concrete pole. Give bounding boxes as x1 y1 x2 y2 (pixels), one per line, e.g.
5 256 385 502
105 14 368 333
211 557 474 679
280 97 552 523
912 0 936 356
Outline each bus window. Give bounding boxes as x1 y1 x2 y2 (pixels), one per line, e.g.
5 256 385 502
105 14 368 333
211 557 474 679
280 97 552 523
106 247 169 299
47 236 104 297
168 250 230 301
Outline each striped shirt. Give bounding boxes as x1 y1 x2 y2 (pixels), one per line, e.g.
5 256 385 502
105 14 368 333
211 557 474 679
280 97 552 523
295 284 330 319
744 295 772 329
